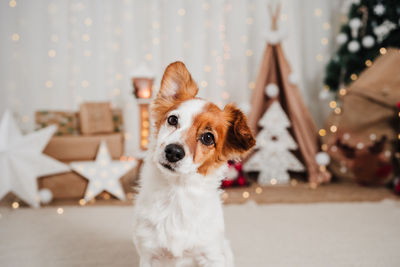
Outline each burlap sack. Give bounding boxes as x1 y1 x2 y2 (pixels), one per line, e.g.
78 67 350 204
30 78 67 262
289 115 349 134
324 49 400 184
339 49 400 141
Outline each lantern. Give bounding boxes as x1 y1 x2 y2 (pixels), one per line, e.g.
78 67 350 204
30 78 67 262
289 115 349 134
131 65 154 151
132 77 153 99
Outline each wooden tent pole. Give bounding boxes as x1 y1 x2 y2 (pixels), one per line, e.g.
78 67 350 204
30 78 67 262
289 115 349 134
267 2 281 31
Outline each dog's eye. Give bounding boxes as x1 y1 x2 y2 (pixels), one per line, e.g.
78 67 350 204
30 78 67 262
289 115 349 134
167 115 178 126
201 132 215 146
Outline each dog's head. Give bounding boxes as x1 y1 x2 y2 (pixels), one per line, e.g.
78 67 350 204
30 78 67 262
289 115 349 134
151 61 255 176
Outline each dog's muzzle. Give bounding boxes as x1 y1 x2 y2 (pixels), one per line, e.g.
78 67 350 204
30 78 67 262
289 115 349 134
165 144 185 163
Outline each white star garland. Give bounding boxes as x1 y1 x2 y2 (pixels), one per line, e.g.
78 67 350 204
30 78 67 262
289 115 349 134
0 110 69 207
70 141 136 201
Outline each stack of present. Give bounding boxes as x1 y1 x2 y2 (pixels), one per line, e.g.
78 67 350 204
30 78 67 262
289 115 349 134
36 102 138 200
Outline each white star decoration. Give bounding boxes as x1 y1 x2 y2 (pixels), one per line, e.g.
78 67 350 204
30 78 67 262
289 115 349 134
0 110 70 207
70 141 136 201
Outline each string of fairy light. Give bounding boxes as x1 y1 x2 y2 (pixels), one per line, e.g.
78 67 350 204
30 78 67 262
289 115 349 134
3 1 260 130
217 2 228 106
2 1 344 213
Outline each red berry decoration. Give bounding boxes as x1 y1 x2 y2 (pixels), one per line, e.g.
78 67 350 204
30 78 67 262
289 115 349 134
235 163 243 172
397 101 400 110
222 179 234 188
394 178 400 196
237 175 246 186
221 161 250 188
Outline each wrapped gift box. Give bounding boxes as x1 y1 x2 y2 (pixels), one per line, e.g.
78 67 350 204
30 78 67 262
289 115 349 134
34 103 135 202
39 133 128 200
35 108 124 136
43 133 124 161
79 102 114 135
35 111 79 136
38 166 139 200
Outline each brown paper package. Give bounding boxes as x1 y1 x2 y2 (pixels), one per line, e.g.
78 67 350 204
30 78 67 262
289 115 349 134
43 133 123 161
38 167 138 200
79 102 114 135
35 109 124 135
39 133 130 200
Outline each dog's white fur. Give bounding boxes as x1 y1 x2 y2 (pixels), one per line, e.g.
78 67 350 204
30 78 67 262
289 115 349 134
133 98 234 267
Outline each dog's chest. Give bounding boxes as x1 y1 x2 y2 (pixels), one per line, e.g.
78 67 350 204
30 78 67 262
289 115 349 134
136 187 220 257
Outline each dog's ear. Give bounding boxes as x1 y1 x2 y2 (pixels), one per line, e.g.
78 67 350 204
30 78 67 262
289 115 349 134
223 104 256 157
158 61 198 101
152 61 198 130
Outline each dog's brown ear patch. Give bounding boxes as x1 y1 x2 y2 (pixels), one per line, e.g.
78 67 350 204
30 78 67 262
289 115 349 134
223 104 255 156
158 61 198 101
151 61 199 130
152 61 199 130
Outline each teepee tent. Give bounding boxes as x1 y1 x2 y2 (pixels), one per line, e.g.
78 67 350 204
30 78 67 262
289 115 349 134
247 4 331 184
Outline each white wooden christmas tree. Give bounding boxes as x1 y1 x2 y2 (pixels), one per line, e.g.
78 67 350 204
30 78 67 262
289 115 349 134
244 100 305 185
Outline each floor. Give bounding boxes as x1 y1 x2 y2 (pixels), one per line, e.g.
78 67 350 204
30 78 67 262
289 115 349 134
222 181 398 204
4 181 394 207
1 200 400 267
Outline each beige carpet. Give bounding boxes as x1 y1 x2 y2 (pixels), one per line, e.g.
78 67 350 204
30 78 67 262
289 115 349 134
1 201 400 267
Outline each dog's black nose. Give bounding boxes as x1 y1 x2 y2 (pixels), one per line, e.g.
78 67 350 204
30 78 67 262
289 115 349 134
165 144 185 163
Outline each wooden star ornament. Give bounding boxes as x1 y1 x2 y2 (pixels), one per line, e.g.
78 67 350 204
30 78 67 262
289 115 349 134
70 141 136 201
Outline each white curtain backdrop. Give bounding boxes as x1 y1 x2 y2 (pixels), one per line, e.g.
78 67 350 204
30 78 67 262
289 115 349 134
0 0 344 155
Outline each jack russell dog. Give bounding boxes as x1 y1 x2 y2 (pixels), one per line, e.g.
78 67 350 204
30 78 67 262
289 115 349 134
133 61 255 267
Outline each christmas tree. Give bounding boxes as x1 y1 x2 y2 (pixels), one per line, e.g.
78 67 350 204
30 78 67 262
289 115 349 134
324 0 400 92
245 101 305 185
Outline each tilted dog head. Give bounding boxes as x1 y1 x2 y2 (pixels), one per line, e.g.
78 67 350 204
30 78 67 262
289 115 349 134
151 61 255 176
